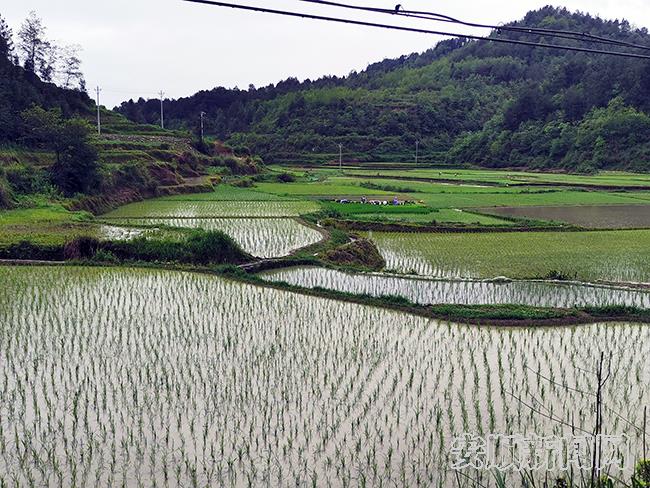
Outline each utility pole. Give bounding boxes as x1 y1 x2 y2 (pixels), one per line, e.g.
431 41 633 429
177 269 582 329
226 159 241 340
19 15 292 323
95 86 102 135
415 140 419 165
338 143 343 170
200 111 206 143
159 91 165 129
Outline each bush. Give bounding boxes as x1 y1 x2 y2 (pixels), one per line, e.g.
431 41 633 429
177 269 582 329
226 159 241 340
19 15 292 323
113 162 154 189
634 459 650 486
64 236 100 260
0 241 63 260
232 145 251 157
176 151 199 168
223 155 259 175
92 249 119 263
103 230 250 265
322 238 385 270
233 178 254 188
184 230 247 265
277 172 296 183
5 165 51 194
0 176 13 208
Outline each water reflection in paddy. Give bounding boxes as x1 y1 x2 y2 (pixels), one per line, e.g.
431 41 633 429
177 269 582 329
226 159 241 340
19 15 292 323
261 266 650 309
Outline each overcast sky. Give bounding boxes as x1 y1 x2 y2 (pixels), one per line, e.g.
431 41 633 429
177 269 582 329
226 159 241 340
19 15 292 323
3 0 650 107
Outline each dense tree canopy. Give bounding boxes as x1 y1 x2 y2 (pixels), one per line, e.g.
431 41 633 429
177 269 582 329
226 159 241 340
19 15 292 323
0 12 92 143
21 106 99 195
117 7 650 171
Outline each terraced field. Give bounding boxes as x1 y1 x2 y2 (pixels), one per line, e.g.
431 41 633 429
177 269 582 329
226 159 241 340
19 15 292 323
98 192 323 257
262 266 650 308
107 217 323 257
346 168 650 188
481 204 650 229
1 265 648 486
366 229 650 282
103 200 321 218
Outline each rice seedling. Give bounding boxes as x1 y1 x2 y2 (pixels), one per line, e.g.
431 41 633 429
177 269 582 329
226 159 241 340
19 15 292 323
103 200 320 219
261 267 650 309
105 218 322 258
367 230 650 283
0 265 648 487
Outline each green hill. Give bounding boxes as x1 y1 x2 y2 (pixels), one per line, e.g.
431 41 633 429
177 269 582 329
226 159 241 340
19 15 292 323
116 6 650 172
0 12 261 214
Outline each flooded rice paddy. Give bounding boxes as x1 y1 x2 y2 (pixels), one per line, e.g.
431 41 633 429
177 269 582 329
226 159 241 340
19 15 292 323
261 266 650 309
367 230 650 283
104 217 323 258
0 265 649 486
101 199 323 257
481 204 650 229
103 200 320 218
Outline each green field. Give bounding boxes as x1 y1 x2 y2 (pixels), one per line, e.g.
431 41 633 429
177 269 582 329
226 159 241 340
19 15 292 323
254 181 399 197
0 205 90 225
355 209 516 225
250 170 650 226
346 168 650 187
366 229 650 282
103 199 321 218
413 189 643 208
157 185 290 201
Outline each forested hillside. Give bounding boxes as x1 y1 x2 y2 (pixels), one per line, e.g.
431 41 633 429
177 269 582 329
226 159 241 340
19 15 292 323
0 13 92 143
0 11 260 212
118 7 650 172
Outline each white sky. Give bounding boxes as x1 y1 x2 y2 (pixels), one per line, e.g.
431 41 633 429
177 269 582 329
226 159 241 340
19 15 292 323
3 0 650 107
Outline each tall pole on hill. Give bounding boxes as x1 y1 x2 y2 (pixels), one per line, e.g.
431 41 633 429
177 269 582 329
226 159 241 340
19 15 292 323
200 111 206 143
338 143 342 170
415 140 419 165
159 91 165 129
95 86 101 135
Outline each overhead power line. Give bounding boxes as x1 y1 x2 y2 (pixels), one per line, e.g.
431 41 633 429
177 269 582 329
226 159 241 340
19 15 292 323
182 0 650 60
298 0 650 52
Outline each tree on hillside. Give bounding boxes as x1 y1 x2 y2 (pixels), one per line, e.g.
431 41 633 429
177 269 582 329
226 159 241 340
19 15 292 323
57 44 85 90
18 11 54 79
21 106 99 195
0 14 13 60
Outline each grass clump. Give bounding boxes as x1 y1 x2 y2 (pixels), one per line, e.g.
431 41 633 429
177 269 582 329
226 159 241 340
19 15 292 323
429 304 574 321
321 238 386 271
582 305 650 319
0 176 14 209
104 230 250 265
0 240 63 260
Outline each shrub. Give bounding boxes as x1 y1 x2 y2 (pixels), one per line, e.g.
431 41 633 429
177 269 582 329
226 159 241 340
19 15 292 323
103 230 250 265
184 231 247 265
113 162 154 190
64 236 100 260
544 270 578 281
176 151 199 168
224 155 259 175
322 238 385 270
232 145 251 157
0 241 63 260
233 178 254 188
0 176 13 208
92 249 119 263
277 172 296 183
5 165 51 194
633 459 650 486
